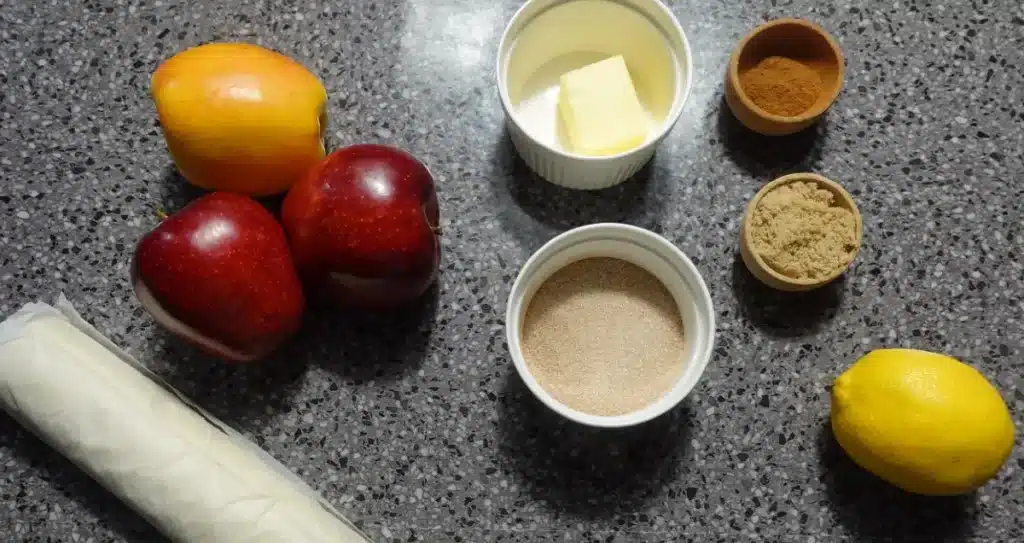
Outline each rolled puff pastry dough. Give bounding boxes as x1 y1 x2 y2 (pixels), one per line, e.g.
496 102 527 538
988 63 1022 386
0 297 371 543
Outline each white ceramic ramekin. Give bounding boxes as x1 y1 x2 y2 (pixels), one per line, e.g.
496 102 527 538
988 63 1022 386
496 0 693 190
505 223 715 427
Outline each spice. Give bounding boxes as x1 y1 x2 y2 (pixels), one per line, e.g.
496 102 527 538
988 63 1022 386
520 258 686 417
749 181 858 279
739 56 822 117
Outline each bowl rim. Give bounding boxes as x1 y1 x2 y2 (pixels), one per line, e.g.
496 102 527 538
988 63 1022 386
728 18 846 124
741 172 863 287
504 223 716 428
494 0 694 162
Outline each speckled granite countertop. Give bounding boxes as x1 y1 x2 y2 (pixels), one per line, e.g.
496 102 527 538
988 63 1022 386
1 0 1022 541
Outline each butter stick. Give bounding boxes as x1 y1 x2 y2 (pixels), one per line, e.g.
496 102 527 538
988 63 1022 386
0 297 371 543
558 55 649 156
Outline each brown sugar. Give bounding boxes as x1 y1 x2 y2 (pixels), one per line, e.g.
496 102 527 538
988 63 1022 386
520 258 687 417
739 56 823 117
749 181 858 279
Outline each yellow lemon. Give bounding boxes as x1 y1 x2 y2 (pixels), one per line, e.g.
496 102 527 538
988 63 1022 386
831 348 1015 496
152 43 327 196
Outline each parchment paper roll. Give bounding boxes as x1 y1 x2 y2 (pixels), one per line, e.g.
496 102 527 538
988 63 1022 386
0 297 371 543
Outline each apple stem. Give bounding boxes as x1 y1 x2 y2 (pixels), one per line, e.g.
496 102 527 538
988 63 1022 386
431 226 442 237
155 208 168 220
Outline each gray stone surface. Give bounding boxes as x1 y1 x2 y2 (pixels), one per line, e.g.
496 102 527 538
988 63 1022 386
1 0 1022 541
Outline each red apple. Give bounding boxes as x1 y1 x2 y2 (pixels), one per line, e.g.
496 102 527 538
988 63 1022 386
132 192 305 362
281 144 440 309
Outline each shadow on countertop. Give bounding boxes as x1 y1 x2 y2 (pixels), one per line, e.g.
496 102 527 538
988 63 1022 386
716 95 828 179
301 282 439 382
817 421 979 542
155 283 438 424
0 412 168 542
156 164 288 216
489 130 665 248
730 253 844 337
156 165 208 213
496 371 692 521
153 330 311 425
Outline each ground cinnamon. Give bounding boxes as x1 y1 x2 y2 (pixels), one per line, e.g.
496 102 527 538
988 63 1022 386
739 56 822 117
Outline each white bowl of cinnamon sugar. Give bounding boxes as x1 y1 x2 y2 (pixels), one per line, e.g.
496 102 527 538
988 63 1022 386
505 224 715 428
740 173 863 291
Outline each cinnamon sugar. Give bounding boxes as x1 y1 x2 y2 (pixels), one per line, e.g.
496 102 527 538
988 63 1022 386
520 258 687 416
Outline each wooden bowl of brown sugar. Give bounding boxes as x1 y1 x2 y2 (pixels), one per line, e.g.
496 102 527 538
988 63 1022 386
725 18 845 136
740 173 862 291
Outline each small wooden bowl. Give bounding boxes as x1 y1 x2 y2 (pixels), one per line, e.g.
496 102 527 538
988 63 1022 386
739 173 862 292
725 19 845 136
